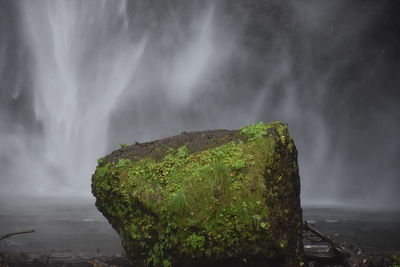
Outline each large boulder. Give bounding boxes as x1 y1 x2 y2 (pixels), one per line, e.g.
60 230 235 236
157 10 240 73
92 122 304 267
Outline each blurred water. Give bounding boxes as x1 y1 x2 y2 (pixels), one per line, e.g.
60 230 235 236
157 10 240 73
17 0 147 195
0 1 399 208
0 199 399 256
0 197 121 254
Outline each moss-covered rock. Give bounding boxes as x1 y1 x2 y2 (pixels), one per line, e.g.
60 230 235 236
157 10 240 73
92 122 304 267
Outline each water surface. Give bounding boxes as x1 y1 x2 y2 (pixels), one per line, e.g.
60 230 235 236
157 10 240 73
1 198 399 256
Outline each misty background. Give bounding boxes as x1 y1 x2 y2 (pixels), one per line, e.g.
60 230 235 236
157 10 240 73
0 0 399 209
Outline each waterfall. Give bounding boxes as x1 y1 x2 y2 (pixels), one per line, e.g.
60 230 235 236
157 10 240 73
0 0 398 208
18 0 146 195
14 0 227 196
17 0 331 200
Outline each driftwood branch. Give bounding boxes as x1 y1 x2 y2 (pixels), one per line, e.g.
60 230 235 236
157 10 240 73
0 230 35 241
303 222 349 256
303 222 355 267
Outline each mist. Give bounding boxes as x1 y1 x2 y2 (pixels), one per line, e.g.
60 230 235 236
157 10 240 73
0 0 399 209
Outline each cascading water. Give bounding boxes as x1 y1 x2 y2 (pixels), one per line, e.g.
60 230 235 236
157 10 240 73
18 0 147 195
0 0 399 208
13 0 233 196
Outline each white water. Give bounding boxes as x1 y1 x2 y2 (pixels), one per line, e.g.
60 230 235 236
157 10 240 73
1 1 397 208
19 0 147 195
13 0 331 200
15 0 236 196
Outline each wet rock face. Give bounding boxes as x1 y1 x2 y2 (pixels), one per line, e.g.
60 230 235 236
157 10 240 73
92 122 304 267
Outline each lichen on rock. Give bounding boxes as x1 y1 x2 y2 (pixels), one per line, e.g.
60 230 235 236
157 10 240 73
92 121 304 267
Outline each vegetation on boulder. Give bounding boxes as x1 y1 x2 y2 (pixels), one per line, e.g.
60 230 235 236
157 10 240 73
392 252 400 267
92 122 304 267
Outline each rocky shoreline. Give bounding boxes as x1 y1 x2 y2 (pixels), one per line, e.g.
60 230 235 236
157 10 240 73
1 241 397 267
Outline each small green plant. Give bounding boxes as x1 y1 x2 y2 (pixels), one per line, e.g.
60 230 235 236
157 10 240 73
97 157 105 165
120 143 128 148
186 233 206 251
240 122 269 140
169 188 188 214
212 161 229 196
93 163 110 180
176 145 188 158
116 158 131 169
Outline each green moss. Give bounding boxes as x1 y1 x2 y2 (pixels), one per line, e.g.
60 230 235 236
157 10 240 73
392 252 400 267
97 157 105 165
186 233 206 251
240 121 269 140
92 121 303 267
